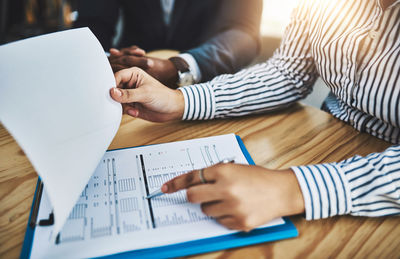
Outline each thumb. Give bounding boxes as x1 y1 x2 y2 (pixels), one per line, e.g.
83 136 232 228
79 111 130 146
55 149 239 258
110 87 146 104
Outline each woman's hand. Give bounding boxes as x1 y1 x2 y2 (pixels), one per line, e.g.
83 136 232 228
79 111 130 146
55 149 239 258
110 67 184 122
162 163 305 231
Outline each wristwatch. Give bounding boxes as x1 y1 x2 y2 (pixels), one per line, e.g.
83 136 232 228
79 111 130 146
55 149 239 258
169 56 194 87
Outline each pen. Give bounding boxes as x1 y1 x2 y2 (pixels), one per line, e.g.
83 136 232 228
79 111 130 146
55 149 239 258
145 157 235 199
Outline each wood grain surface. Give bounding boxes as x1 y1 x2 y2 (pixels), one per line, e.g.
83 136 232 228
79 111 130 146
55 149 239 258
1 104 398 259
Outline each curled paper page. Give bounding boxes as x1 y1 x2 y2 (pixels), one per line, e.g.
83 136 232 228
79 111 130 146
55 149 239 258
0 28 122 237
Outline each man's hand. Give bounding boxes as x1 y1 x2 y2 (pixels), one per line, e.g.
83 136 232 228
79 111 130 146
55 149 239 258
109 45 178 88
110 67 184 122
161 164 305 232
108 45 147 72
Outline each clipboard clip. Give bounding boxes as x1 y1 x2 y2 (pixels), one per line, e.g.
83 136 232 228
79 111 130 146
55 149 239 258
29 179 55 228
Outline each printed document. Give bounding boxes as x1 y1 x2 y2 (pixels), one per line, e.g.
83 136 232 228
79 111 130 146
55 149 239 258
30 134 284 258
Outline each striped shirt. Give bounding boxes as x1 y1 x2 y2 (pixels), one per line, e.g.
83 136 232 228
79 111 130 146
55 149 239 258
179 0 400 219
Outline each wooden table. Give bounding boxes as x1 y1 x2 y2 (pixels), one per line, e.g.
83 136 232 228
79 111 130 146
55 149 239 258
0 104 399 258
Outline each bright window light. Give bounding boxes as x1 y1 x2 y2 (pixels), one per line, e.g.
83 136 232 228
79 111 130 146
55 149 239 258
261 0 300 38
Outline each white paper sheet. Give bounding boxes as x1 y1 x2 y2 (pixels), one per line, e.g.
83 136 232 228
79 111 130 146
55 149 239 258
0 28 122 236
30 134 284 258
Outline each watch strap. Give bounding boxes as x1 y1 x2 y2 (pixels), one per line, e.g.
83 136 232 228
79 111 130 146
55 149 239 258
169 56 190 73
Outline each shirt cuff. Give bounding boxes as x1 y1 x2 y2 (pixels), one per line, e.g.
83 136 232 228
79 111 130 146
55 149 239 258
179 53 202 83
291 163 352 220
178 83 215 120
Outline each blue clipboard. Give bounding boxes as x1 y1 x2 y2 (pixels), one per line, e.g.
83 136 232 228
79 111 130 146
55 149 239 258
21 135 298 258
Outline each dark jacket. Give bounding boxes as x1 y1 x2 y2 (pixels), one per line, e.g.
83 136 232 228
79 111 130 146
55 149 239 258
75 0 262 81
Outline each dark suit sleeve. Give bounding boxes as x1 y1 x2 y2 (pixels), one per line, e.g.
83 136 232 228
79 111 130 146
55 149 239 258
186 0 262 82
74 0 119 50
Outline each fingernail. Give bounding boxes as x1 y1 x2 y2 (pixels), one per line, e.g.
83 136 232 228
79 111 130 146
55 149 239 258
161 184 168 193
113 88 122 97
147 59 154 67
127 109 138 117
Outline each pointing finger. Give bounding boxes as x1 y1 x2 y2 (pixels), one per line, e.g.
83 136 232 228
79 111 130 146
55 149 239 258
162 167 218 194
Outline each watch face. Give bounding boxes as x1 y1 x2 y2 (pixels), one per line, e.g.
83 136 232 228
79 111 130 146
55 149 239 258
179 72 194 86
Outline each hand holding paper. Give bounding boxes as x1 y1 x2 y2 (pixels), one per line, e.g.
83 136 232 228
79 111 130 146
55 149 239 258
110 67 184 122
0 28 299 259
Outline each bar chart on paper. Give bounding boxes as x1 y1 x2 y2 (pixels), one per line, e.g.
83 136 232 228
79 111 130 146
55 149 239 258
138 145 219 228
29 134 292 259
51 134 247 245
56 157 147 244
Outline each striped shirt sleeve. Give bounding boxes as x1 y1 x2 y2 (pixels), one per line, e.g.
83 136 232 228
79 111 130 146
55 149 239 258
292 145 400 220
179 0 318 120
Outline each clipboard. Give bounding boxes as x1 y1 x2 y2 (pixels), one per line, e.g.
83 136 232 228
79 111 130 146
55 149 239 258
21 135 298 258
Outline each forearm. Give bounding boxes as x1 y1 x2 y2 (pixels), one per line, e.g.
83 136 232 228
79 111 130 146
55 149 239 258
292 145 400 220
179 57 317 120
179 0 318 120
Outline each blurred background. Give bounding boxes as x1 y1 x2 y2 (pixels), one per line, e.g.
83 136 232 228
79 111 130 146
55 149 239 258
0 0 77 43
0 0 328 107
